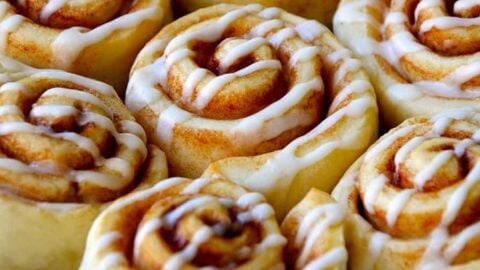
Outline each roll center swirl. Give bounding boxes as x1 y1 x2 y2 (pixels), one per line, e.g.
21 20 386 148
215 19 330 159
81 177 287 269
0 77 147 203
158 8 324 121
164 34 287 120
357 112 480 244
396 138 468 191
136 195 266 268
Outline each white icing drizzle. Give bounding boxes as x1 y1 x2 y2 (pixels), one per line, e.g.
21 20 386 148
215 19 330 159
414 0 443 20
0 104 23 116
183 68 208 102
133 218 162 263
365 125 416 160
330 80 370 110
250 19 283 37
0 122 102 159
218 37 268 73
386 189 415 228
0 14 23 52
454 0 480 13
258 7 282 19
98 252 126 270
303 247 348 270
358 110 480 268
108 178 188 213
420 228 450 269
333 0 382 28
430 108 476 124
233 77 322 139
0 158 33 172
35 201 85 211
413 150 454 190
363 174 388 214
156 105 193 144
432 117 454 135
124 3 376 221
32 70 115 96
119 120 147 142
164 226 214 270
43 87 106 108
52 7 162 69
182 177 213 194
236 192 265 208
442 62 480 87
333 58 361 85
289 46 320 67
30 104 77 118
253 234 287 254
89 231 125 269
194 60 281 110
420 17 480 34
109 177 280 269
394 137 426 169
473 130 480 142
444 222 480 262
139 38 169 57
326 48 351 65
237 203 274 223
295 20 327 42
295 204 345 268
164 196 217 228
165 49 194 68
455 139 474 157
94 231 122 254
40 0 69 23
164 4 262 55
388 31 425 58
240 97 372 205
441 161 480 227
334 0 480 102
268 27 296 48
368 232 390 268
0 81 146 191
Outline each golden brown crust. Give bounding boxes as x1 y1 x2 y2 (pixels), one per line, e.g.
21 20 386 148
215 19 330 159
334 0 480 127
0 67 146 203
332 109 480 269
0 0 171 93
282 189 347 270
0 57 169 270
127 4 378 218
80 175 286 269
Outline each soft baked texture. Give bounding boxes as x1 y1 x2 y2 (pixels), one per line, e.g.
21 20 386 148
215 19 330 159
281 188 347 270
80 175 286 269
126 4 378 218
0 0 172 94
332 109 480 269
0 56 168 270
334 0 480 127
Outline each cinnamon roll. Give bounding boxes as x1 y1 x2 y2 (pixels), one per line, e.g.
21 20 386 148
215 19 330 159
334 0 480 127
80 175 286 269
332 108 480 269
0 56 168 270
172 0 339 28
0 0 171 94
126 4 378 217
282 188 347 270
